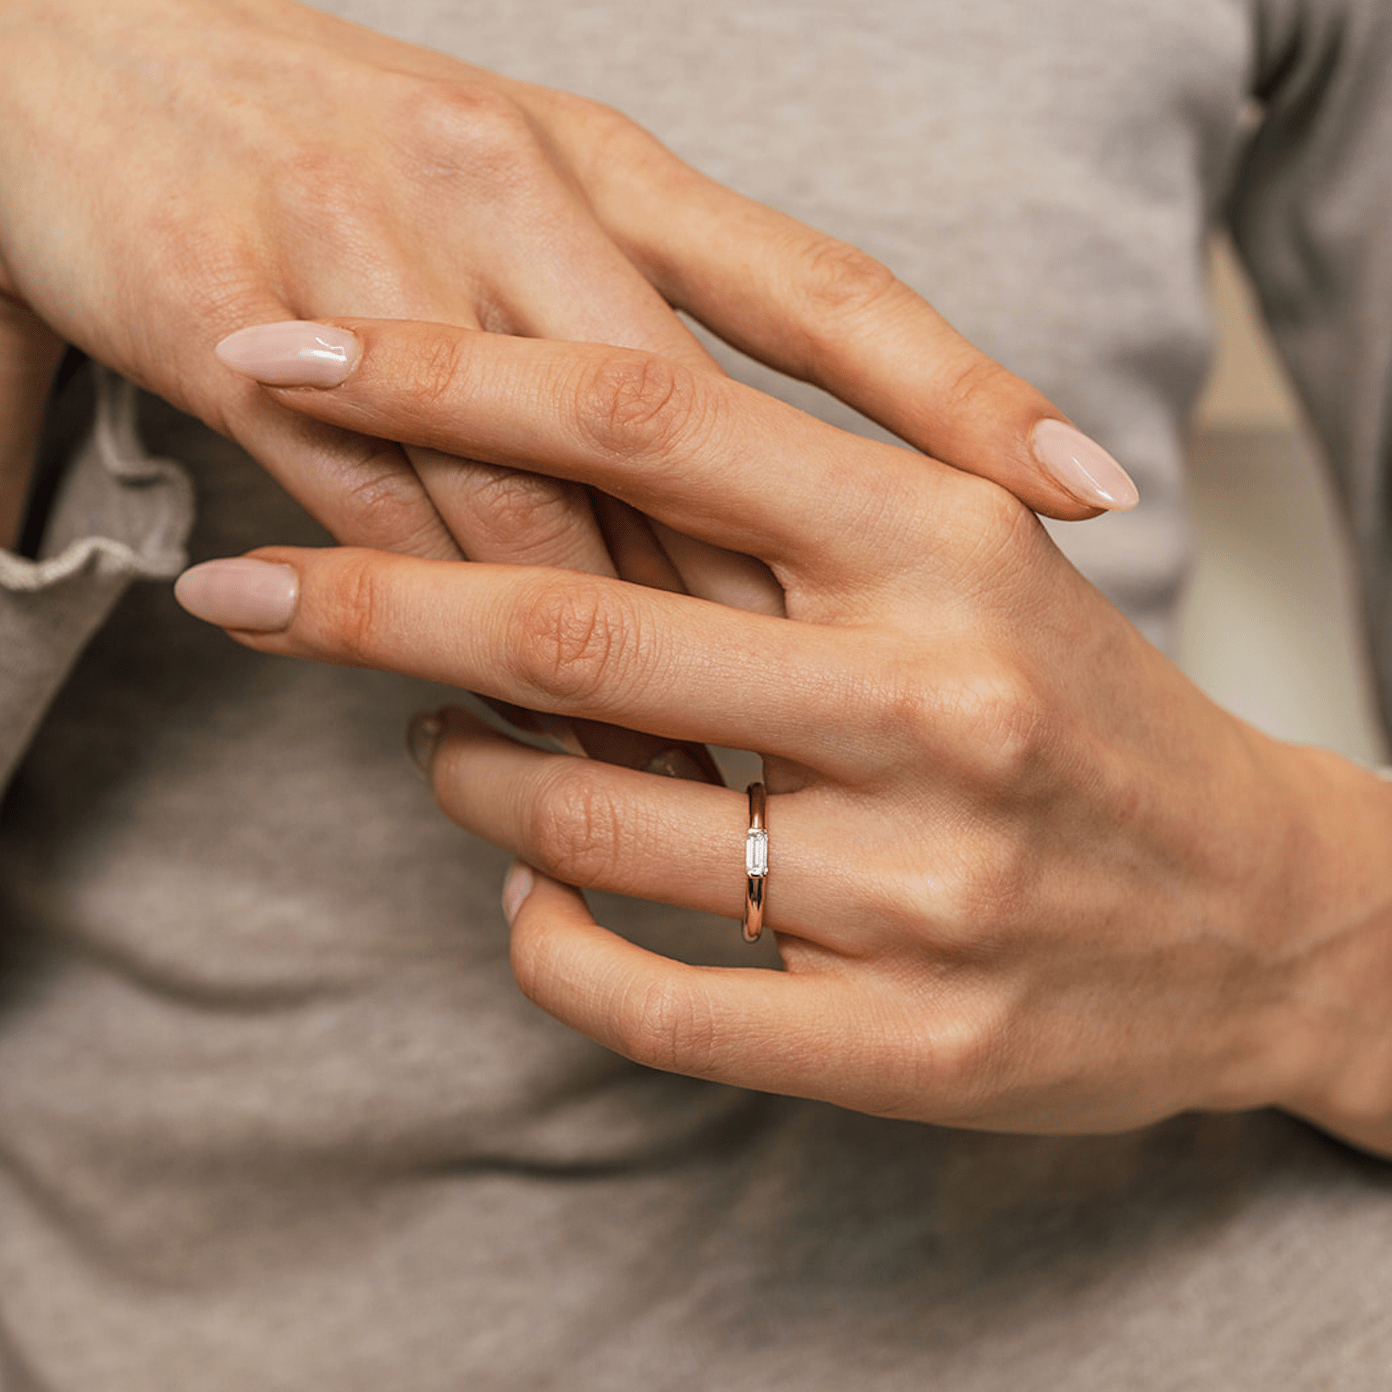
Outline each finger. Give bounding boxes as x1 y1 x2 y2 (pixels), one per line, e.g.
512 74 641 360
172 547 869 772
175 295 464 561
528 112 1130 517
394 453 725 780
230 397 466 561
502 85 1128 517
0 298 65 550
457 197 723 376
655 211 1136 519
647 520 784 617
564 127 1137 519
215 318 689 585
504 864 919 1114
247 319 947 586
421 706 859 932
403 446 616 575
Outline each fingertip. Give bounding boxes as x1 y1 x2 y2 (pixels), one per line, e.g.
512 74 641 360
1031 419 1139 512
215 321 360 389
406 709 447 781
173 557 299 631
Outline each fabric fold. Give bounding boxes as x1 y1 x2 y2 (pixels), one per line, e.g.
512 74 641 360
0 367 194 788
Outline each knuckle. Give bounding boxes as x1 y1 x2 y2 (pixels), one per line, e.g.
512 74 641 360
315 550 394 665
914 996 1015 1112
332 442 451 555
507 577 639 707
791 236 900 327
848 988 1013 1122
931 659 1051 794
933 826 1037 943
941 352 1018 425
398 82 540 187
866 650 1053 797
409 332 472 412
574 351 701 461
614 976 717 1077
949 471 1040 576
464 468 591 558
527 762 623 886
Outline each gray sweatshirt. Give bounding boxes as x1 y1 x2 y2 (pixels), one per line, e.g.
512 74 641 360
1 1 1391 1387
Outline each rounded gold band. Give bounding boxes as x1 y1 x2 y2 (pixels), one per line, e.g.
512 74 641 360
743 781 769 943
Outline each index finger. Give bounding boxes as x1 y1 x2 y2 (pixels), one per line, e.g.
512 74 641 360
251 318 960 590
522 103 1139 520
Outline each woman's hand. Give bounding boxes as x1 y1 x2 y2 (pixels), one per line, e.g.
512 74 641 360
0 0 1135 579
172 318 1392 1152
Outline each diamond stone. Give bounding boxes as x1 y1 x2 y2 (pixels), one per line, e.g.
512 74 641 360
746 829 769 877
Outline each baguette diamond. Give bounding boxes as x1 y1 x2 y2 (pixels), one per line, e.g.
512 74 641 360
746 828 769 878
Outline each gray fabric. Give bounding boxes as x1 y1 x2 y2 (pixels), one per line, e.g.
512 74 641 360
0 370 190 788
1228 0 1392 734
2 0 1392 1386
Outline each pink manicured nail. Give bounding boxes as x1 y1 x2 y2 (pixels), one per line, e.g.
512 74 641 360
502 862 535 924
215 321 360 388
1032 419 1139 511
173 558 298 631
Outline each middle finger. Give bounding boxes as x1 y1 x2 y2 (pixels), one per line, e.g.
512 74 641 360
214 543 881 776
422 705 877 945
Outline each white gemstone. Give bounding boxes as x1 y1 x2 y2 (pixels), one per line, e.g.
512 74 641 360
746 829 769 877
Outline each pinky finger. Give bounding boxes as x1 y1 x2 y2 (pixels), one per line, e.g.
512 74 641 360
502 862 914 1114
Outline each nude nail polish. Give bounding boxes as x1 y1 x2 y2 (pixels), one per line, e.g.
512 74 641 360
1032 419 1139 511
173 558 298 630
501 862 535 925
406 710 446 781
215 321 360 388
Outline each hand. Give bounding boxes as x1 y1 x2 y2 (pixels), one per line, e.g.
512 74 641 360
174 317 1392 1155
0 0 1135 578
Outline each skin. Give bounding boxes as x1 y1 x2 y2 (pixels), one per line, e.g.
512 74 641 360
186 318 1392 1159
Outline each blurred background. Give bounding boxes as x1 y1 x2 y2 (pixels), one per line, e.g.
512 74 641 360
1178 235 1389 766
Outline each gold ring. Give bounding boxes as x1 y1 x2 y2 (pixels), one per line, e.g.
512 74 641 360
743 782 769 943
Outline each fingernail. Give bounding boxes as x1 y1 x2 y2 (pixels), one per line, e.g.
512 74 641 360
173 558 298 631
502 861 535 925
1031 419 1139 511
215 321 360 388
406 710 446 781
642 747 715 782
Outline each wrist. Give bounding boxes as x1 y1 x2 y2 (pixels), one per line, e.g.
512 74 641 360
1256 742 1392 1156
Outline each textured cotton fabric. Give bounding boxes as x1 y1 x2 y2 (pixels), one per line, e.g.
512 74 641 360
2 1 1392 1387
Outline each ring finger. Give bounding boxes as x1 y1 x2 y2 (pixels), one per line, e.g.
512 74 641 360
421 704 881 946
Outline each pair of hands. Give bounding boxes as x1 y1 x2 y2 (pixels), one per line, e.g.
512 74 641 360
17 0 1389 1156
0 0 1136 775
176 317 1392 1159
